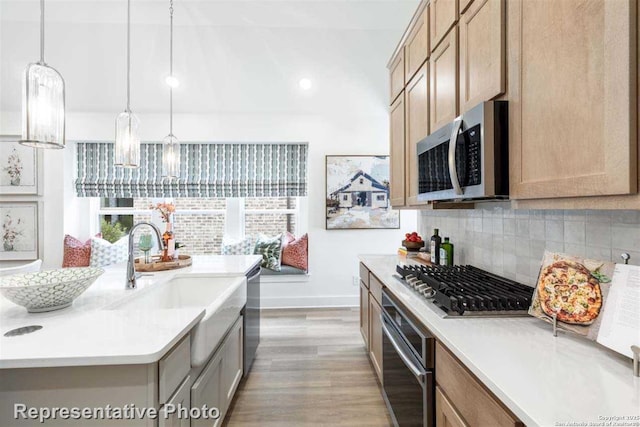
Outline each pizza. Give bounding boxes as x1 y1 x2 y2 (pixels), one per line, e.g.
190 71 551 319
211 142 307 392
537 260 602 325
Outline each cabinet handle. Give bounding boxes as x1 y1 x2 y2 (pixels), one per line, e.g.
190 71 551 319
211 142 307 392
448 116 464 196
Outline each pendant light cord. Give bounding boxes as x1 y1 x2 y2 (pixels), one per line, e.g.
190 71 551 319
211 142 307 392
169 0 174 134
127 0 131 112
40 0 45 63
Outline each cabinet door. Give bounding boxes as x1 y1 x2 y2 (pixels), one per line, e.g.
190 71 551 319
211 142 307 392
405 6 430 83
368 298 383 384
430 0 458 52
459 0 505 113
406 63 429 206
191 349 224 427
222 317 243 408
389 50 406 104
459 0 474 13
390 93 406 207
359 281 370 350
436 387 468 427
436 343 522 426
508 0 637 199
430 28 459 132
160 377 191 427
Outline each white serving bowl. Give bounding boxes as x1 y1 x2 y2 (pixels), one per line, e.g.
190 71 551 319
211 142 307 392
0 267 104 313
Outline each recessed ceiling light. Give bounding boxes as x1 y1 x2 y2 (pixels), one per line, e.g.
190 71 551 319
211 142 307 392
166 75 180 88
299 78 312 91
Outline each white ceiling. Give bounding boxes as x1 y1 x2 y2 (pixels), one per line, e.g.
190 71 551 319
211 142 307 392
0 0 419 115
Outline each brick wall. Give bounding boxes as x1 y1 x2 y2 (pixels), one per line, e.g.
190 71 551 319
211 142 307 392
130 197 295 255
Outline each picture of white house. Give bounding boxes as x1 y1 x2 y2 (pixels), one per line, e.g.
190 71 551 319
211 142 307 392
326 156 399 229
330 171 389 209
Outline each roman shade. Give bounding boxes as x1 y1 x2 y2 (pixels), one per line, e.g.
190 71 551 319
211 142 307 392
75 142 308 198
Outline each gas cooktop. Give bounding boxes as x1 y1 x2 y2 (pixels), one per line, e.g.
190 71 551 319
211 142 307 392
396 264 535 317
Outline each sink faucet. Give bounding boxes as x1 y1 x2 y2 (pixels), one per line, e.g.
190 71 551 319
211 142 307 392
127 222 164 289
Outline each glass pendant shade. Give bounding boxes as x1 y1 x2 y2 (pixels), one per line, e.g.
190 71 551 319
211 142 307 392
20 62 65 149
162 133 180 178
115 111 140 167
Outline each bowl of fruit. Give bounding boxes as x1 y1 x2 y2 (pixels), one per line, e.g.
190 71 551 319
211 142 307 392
402 232 425 251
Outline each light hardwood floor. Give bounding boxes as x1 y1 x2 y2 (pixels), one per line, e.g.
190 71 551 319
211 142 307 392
224 308 393 427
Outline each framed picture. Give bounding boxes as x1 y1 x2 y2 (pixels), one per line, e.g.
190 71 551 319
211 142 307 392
0 135 41 195
326 155 400 230
0 202 39 261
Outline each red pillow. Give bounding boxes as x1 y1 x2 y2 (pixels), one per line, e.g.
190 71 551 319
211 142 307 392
282 233 308 272
62 234 92 267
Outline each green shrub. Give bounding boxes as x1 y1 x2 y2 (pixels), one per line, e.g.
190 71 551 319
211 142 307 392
100 219 128 243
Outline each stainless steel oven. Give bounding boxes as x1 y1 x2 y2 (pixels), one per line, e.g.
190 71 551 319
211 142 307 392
417 101 508 202
381 290 435 427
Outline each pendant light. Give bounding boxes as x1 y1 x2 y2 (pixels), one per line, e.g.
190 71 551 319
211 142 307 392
115 0 140 168
19 0 66 149
162 0 180 179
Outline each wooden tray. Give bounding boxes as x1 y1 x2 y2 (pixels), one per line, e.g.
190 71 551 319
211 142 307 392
134 255 192 272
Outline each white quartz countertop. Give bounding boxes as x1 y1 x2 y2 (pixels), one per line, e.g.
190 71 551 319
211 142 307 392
0 255 262 369
359 255 640 427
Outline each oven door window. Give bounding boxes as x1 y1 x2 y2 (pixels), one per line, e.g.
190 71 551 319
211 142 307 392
418 124 482 194
382 315 433 427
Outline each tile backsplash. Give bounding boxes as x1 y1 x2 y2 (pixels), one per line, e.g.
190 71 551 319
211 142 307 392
418 202 640 286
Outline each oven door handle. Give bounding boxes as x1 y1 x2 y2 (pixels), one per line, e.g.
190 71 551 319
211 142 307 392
448 116 464 196
381 316 427 383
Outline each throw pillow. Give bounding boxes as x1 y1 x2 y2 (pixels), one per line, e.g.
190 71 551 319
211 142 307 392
282 233 308 272
89 236 128 267
221 235 253 255
253 233 283 272
62 235 92 267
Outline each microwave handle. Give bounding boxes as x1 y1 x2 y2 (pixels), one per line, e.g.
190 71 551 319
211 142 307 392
448 116 464 196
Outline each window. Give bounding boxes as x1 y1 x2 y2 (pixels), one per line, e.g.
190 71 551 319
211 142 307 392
244 197 297 238
343 195 348 201
376 195 385 201
94 196 306 255
359 178 364 184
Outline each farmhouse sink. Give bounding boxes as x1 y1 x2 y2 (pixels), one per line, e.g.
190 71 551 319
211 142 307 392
111 275 247 367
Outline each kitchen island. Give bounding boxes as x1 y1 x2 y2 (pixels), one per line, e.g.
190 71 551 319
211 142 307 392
360 255 640 427
0 255 261 427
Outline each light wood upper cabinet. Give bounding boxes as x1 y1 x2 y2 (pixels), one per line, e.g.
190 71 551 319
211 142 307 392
390 50 406 104
390 93 406 207
406 63 429 206
508 0 638 200
405 6 430 83
430 28 459 132
436 387 469 427
430 0 459 52
459 0 505 113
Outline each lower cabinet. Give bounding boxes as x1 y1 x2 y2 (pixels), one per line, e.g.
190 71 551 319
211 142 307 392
160 376 191 427
360 280 370 350
368 296 383 384
436 386 468 427
359 264 384 384
191 316 244 427
436 342 522 427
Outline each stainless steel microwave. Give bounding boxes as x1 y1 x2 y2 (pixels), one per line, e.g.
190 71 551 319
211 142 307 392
417 101 509 202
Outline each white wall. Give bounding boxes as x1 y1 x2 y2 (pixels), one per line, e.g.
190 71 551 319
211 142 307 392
0 0 419 305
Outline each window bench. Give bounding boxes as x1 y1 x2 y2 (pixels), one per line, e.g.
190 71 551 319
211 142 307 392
260 266 310 283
